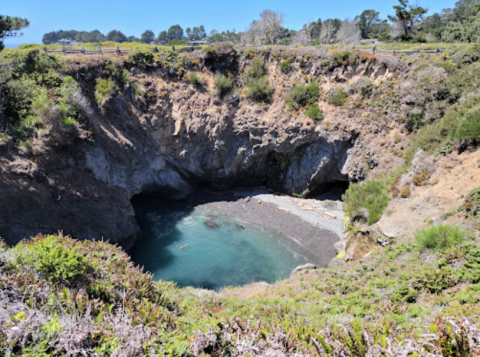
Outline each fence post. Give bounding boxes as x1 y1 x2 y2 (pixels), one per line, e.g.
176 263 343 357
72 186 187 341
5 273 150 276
393 47 397 56
43 46 47 53
372 45 376 54
98 46 102 54
62 46 66 54
417 47 420 54
81 46 85 54
172 46 175 51
116 46 121 55
437 47 440 53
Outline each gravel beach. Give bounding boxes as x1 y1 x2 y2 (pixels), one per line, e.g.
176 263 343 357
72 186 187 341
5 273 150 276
192 188 345 267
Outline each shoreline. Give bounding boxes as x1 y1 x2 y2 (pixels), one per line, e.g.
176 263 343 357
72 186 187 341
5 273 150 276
192 188 344 267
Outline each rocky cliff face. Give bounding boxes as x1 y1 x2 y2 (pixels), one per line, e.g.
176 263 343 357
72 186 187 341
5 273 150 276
0 47 408 247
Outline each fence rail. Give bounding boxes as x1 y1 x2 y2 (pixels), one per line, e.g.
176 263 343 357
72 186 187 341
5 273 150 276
355 45 445 55
14 44 447 57
39 45 203 56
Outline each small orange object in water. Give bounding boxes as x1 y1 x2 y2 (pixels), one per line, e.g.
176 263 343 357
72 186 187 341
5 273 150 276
204 217 212 220
180 244 189 250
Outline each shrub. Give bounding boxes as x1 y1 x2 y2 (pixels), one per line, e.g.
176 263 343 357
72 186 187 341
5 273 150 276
286 81 320 108
279 60 291 73
400 185 411 198
349 77 373 97
95 78 115 106
454 106 480 141
4 78 40 125
246 76 273 103
415 225 468 252
343 179 389 225
248 57 267 79
457 247 480 283
328 87 347 106
332 50 352 64
131 82 143 97
127 49 155 65
305 103 324 121
214 75 233 99
189 72 205 87
59 117 78 127
245 58 273 103
16 235 92 285
413 170 431 186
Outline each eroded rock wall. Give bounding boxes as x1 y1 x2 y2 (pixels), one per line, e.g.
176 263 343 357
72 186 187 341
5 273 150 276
0 49 408 246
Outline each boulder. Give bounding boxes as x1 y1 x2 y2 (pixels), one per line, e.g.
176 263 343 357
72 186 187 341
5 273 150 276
289 263 317 278
327 258 345 268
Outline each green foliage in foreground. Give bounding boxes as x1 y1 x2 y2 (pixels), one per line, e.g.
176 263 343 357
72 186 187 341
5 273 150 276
1 228 480 355
342 179 389 225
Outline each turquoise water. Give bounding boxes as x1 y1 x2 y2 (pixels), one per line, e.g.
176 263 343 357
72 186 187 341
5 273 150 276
130 200 312 290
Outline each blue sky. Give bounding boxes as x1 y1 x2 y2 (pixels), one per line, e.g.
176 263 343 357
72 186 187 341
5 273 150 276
4 0 457 45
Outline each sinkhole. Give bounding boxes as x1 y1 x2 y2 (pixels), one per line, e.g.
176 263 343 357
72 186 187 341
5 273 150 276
130 188 344 290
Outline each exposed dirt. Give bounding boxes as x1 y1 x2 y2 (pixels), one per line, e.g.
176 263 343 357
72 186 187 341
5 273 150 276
377 149 480 239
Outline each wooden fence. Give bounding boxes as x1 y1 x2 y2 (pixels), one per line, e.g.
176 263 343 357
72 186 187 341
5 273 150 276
355 45 445 55
19 44 446 57
40 45 203 55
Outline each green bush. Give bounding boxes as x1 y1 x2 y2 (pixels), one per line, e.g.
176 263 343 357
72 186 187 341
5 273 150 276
328 87 347 106
248 58 267 79
457 247 480 283
95 78 115 106
286 81 320 108
214 75 233 99
305 103 324 121
343 179 389 226
127 49 155 65
244 58 273 103
454 105 480 141
332 50 352 64
189 72 205 87
279 60 291 73
4 78 40 125
415 225 468 252
246 76 273 103
16 235 92 285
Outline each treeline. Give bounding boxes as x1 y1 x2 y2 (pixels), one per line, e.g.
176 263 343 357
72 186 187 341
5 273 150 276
42 29 140 44
41 0 480 46
42 24 209 45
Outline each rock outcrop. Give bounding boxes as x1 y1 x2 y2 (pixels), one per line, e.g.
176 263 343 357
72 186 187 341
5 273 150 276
0 48 408 246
